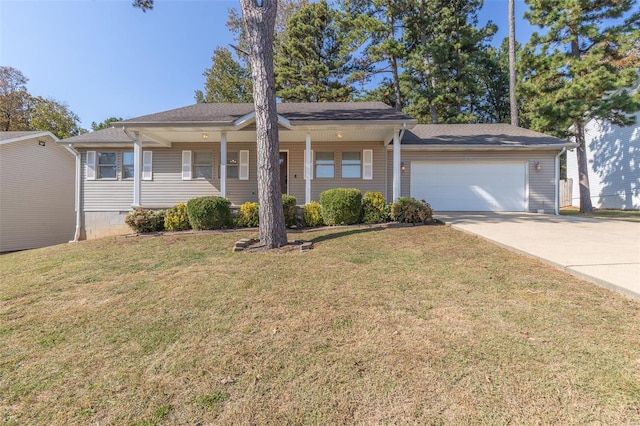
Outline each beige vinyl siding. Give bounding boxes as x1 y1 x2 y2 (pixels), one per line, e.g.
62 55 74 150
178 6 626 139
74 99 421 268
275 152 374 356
0 137 75 252
142 143 222 207
82 150 134 211
223 143 258 204
304 141 387 202
387 150 557 212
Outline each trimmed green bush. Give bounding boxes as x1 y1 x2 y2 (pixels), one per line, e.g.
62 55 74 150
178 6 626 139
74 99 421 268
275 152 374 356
362 191 387 224
125 208 165 233
236 201 259 228
186 196 232 230
390 197 433 224
282 194 298 228
320 188 363 225
303 201 324 227
164 202 191 231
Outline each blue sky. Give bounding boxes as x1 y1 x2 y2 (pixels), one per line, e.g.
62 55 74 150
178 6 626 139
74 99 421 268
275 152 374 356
0 0 534 130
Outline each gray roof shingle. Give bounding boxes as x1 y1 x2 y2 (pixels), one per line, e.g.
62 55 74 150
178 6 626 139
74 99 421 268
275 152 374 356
59 127 154 144
0 131 56 141
119 101 415 124
402 123 569 146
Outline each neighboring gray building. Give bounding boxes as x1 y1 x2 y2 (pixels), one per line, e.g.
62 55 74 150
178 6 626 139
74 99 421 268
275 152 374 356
59 102 575 240
0 131 76 252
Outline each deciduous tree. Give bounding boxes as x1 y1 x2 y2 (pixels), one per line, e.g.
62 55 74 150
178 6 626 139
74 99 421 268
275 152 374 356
0 66 84 138
0 66 30 132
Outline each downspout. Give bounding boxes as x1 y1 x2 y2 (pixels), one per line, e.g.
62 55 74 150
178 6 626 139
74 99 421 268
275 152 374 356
554 147 566 215
64 144 82 242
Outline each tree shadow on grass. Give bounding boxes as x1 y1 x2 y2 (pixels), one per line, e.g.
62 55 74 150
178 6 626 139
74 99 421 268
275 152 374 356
306 226 385 244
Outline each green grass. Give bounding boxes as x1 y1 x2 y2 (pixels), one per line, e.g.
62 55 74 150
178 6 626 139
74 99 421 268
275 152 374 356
1 226 639 424
561 206 640 222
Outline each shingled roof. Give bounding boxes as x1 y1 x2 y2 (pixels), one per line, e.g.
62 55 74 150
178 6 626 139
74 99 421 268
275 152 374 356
401 123 570 146
118 101 415 125
60 127 154 144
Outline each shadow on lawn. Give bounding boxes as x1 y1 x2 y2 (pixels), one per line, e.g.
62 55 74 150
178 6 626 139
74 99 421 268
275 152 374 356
307 226 385 244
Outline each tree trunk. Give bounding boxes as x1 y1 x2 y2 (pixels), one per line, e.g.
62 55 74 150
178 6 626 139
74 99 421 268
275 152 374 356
508 0 518 126
240 0 288 248
570 37 593 213
388 14 402 111
574 120 594 213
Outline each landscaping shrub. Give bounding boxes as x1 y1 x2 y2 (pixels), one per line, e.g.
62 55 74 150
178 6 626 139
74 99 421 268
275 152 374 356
164 202 191 231
186 196 232 230
320 188 363 225
282 194 298 228
125 208 165 233
390 197 433 224
362 191 387 224
236 201 259 228
303 201 324 227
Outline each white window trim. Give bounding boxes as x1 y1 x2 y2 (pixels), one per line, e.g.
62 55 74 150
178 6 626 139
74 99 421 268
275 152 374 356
192 151 214 180
304 149 314 181
142 151 153 181
363 149 373 180
96 151 118 180
226 151 239 179
341 151 362 179
182 150 192 180
122 151 134 180
86 151 96 180
315 151 335 179
239 150 249 180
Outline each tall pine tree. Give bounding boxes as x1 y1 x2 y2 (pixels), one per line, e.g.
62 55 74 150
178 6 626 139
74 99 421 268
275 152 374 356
275 0 354 102
195 47 253 103
521 0 640 212
401 0 497 123
339 0 409 110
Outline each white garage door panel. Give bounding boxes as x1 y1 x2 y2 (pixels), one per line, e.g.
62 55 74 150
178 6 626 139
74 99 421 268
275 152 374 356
411 162 526 211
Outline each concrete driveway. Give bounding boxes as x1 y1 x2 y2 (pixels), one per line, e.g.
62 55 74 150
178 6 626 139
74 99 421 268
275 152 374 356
437 213 640 300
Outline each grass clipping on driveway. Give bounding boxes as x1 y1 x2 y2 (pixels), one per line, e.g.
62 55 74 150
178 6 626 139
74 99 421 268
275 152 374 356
1 226 639 425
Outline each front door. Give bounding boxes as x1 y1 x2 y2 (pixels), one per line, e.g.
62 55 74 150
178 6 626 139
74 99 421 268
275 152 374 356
279 152 288 194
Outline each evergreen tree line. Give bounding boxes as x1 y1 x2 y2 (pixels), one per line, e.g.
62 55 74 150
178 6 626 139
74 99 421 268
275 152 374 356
197 0 639 131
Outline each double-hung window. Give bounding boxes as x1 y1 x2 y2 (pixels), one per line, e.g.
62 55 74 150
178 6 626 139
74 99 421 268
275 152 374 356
193 151 213 179
315 152 334 178
97 152 117 179
122 152 134 179
227 152 239 179
341 152 361 178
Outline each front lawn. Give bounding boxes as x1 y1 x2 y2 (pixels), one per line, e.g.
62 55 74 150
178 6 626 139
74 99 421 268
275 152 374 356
561 206 640 222
1 226 639 424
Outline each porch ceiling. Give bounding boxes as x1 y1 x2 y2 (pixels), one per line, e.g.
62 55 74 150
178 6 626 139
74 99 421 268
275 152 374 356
138 127 397 145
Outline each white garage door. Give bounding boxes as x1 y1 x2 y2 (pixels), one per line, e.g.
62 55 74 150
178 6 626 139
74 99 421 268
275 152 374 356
410 162 527 211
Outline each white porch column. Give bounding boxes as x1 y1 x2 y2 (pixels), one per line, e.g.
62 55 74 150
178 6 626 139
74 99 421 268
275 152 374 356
392 129 401 202
305 132 311 204
220 131 227 198
133 132 142 207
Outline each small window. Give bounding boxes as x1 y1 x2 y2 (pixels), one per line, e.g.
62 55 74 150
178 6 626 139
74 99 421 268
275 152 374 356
97 152 117 179
122 152 134 179
193 151 213 179
315 152 334 178
341 152 361 178
227 151 239 179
